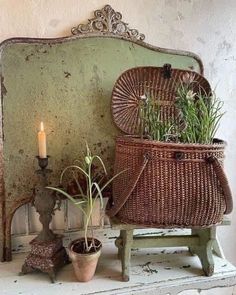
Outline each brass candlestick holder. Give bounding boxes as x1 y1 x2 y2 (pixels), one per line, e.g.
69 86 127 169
20 156 69 283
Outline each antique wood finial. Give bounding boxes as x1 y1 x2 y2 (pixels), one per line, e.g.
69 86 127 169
71 4 145 42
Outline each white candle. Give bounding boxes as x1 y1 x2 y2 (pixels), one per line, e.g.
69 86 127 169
38 122 47 158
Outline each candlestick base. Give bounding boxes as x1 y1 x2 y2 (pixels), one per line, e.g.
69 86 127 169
20 235 69 283
20 155 69 282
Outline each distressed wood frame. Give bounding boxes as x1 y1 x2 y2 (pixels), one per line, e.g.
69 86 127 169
0 5 204 262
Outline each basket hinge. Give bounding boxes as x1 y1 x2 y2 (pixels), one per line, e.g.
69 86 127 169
162 63 172 79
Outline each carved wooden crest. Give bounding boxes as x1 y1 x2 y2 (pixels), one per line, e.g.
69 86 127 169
71 4 145 42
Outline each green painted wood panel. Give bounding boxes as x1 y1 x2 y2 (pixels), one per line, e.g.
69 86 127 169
1 37 201 204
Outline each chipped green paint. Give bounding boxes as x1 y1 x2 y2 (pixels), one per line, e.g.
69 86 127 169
1 37 201 204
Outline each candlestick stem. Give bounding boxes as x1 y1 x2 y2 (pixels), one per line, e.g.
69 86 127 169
34 156 56 242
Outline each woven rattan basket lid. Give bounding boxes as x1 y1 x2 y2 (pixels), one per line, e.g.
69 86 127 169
111 66 211 135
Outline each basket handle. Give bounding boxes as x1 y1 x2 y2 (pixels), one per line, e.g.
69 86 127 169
207 155 233 214
106 153 233 217
106 154 149 217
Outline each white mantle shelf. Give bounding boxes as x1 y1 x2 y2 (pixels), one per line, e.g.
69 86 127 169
1 231 236 295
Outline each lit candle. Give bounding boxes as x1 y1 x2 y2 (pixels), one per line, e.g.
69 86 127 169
38 122 47 158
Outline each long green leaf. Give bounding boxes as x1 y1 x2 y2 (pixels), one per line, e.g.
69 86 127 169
72 171 85 197
91 182 104 209
94 169 127 200
91 155 107 175
46 186 88 217
60 165 89 183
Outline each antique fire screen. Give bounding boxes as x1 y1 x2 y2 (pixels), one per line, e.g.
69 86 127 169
0 5 203 261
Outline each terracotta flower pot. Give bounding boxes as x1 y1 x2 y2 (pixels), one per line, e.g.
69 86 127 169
68 238 102 282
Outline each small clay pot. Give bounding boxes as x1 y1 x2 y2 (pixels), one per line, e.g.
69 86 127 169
68 238 102 282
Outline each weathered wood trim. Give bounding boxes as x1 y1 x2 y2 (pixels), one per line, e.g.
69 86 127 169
0 69 5 262
0 200 3 262
4 198 31 261
0 34 204 75
132 235 200 248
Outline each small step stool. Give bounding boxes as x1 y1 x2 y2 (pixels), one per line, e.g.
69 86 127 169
110 217 230 281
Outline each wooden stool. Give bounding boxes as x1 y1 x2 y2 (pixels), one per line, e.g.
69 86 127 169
111 217 230 281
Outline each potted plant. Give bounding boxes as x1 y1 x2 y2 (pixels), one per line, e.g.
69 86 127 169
47 143 122 282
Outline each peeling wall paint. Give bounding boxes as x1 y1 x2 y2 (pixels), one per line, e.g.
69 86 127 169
0 1 236 294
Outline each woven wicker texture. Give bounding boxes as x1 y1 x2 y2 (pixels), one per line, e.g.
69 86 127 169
111 66 211 135
108 66 233 227
109 136 229 227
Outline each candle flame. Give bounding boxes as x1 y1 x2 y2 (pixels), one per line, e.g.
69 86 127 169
40 121 44 132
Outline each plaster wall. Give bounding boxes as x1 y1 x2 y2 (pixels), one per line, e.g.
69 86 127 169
1 1 236 294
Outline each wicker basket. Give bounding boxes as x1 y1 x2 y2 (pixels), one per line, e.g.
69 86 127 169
106 66 233 227
107 136 232 227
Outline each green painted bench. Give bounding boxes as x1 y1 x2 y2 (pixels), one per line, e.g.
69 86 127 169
111 217 230 281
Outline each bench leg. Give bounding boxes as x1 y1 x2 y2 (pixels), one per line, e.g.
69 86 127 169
190 227 216 276
117 230 125 260
121 229 133 282
212 235 225 259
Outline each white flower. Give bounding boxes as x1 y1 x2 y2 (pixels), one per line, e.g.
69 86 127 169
140 94 147 101
186 90 196 100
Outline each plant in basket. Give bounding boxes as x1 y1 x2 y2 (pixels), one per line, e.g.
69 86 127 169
139 73 224 144
47 143 122 282
108 68 232 227
175 73 224 144
139 93 177 142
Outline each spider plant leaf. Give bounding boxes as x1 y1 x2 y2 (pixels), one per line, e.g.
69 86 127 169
94 169 127 200
91 155 107 175
72 171 85 196
74 200 87 206
47 186 77 204
85 141 91 157
91 182 104 209
46 186 88 216
60 165 89 183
